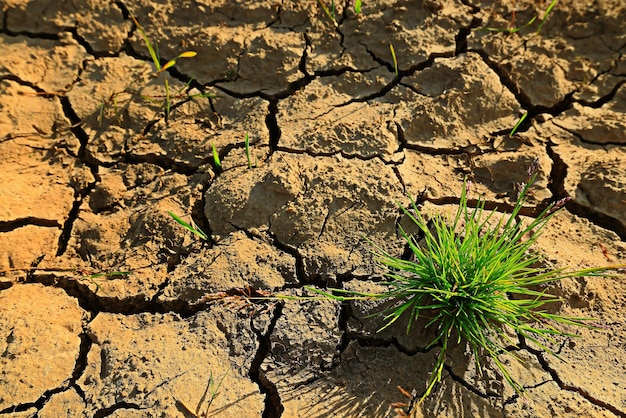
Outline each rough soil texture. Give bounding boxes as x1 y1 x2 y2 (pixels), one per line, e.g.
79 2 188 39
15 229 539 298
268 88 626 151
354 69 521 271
1 1 625 417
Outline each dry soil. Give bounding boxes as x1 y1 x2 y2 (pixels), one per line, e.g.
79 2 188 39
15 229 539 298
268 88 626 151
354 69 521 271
1 1 626 417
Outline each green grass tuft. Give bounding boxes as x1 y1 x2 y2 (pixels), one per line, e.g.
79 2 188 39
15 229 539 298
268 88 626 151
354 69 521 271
309 161 623 402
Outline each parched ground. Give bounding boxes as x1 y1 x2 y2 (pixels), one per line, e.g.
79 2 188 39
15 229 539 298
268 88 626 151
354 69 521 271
1 1 625 417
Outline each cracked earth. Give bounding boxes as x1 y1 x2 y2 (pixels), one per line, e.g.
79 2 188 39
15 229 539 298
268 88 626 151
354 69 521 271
1 1 625 417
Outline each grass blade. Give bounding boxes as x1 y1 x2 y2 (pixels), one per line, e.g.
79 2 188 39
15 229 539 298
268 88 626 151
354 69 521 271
212 141 222 173
131 14 161 71
390 43 398 76
317 0 338 27
354 0 362 14
537 0 558 33
167 211 209 240
510 112 528 136
244 132 252 169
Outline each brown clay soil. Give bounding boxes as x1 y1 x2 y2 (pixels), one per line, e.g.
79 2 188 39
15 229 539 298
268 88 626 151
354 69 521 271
1 1 626 417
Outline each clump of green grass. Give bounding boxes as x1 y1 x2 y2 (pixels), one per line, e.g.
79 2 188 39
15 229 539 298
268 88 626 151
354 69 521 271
311 160 622 402
167 157 622 403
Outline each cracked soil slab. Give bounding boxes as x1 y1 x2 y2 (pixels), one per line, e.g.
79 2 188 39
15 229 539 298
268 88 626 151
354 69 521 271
1 1 625 417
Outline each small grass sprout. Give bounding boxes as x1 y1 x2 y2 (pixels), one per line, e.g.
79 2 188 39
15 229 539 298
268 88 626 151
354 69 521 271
205 367 230 411
131 14 206 117
78 270 131 294
245 132 251 169
244 132 257 169
389 43 398 77
211 141 222 173
168 211 209 241
354 0 363 14
97 90 133 127
536 0 558 33
309 161 624 403
317 0 338 28
484 15 537 34
509 112 528 137
176 367 230 417
483 0 558 34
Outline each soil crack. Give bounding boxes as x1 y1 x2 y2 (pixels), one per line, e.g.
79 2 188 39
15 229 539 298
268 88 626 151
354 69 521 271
455 16 482 55
266 98 281 152
0 217 61 233
576 79 626 108
530 348 626 417
249 303 285 418
471 48 576 116
547 141 626 239
93 402 143 418
443 364 500 399
0 331 92 415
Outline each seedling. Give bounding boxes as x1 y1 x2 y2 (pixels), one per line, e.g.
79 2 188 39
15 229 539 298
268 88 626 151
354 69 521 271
77 270 131 294
354 0 363 14
205 367 230 411
483 0 558 34
176 368 230 417
131 14 213 117
244 132 256 169
168 211 209 241
317 0 363 26
536 0 558 33
2 267 131 295
484 15 537 34
308 160 623 402
389 43 398 77
317 0 338 27
211 141 222 173
509 112 528 137
97 90 133 127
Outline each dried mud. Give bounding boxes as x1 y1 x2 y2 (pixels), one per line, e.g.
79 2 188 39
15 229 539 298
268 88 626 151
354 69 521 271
1 1 625 417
